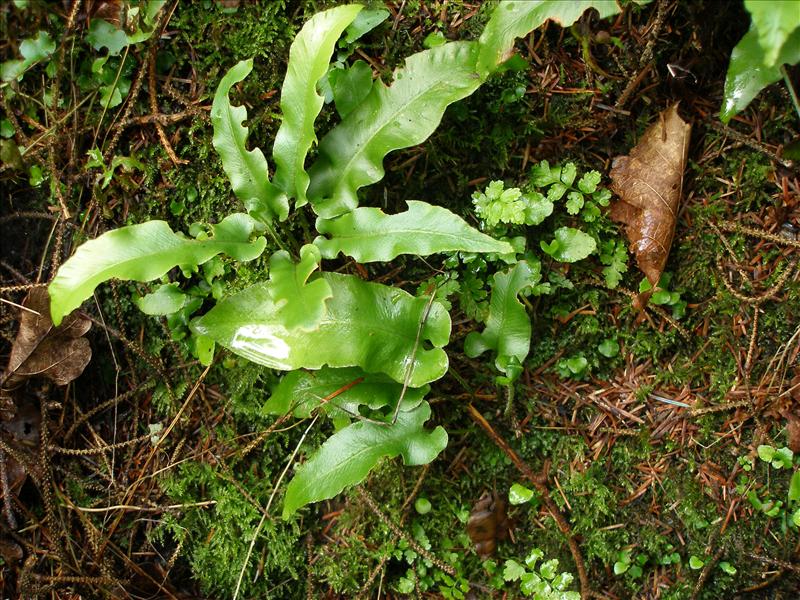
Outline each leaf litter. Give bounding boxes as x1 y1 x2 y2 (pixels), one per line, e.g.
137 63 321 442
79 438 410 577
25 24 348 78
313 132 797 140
1 287 91 527
609 103 691 309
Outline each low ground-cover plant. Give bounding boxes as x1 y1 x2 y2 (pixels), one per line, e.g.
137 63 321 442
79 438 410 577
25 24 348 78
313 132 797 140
47 0 626 520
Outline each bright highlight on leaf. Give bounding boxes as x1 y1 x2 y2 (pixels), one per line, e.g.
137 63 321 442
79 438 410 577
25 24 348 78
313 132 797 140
212 60 286 222
282 401 447 518
191 273 451 386
49 214 266 326
508 483 535 505
314 200 513 262
268 245 332 330
721 26 800 123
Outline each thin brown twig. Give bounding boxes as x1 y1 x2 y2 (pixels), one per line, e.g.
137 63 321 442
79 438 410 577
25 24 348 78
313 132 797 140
148 43 184 165
466 403 591 599
358 487 457 578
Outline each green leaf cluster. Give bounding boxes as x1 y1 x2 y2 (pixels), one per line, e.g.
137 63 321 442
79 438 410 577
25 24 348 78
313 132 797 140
1 31 55 82
472 180 553 227
503 547 580 599
48 0 627 518
530 160 611 222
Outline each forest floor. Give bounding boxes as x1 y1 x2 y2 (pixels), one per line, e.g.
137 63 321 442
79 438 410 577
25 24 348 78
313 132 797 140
2 1 800 599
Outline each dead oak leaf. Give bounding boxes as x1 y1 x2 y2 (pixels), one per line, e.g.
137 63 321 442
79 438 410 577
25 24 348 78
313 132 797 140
610 103 691 308
2 287 91 390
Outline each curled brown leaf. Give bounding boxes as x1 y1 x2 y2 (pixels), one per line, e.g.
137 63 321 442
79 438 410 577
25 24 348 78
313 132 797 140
610 103 691 308
2 287 92 390
466 491 508 558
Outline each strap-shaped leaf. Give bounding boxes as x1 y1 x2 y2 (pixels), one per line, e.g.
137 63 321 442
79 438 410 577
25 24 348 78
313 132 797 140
272 5 363 208
191 273 451 386
212 59 287 222
477 0 620 78
306 41 482 218
314 200 513 262
282 401 447 518
464 261 535 375
49 214 266 326
268 244 332 330
265 367 428 418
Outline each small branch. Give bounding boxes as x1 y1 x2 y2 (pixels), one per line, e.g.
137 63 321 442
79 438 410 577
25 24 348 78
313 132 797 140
466 404 591 599
358 487 457 578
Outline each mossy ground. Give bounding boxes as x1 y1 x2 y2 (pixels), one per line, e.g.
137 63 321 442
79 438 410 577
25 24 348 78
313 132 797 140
1 1 799 598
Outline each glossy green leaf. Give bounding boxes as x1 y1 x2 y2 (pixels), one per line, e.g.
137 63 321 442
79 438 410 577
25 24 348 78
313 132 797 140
477 0 620 78
578 170 601 194
565 191 584 215
330 60 373 118
282 401 447 517
191 272 451 386
49 214 266 326
415 497 432 514
87 19 128 55
530 160 562 187
719 561 737 575
721 26 800 123
1 31 55 81
757 444 776 462
211 60 287 222
503 560 527 582
272 5 363 208
314 200 513 262
509 483 535 505
135 283 189 315
193 335 215 366
524 192 554 225
744 0 800 67
265 367 429 418
464 261 534 377
268 244 332 330
540 227 596 262
344 8 390 43
307 42 482 218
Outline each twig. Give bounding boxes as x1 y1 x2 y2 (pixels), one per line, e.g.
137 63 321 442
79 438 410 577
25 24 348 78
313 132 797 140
706 120 793 168
148 43 184 165
392 287 437 424
781 64 800 123
465 403 591 599
358 487 457 578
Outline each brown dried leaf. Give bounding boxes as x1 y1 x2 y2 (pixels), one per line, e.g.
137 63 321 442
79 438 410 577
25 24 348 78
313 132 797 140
3 288 91 390
466 491 508 558
610 103 691 308
0 538 23 565
0 399 41 527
